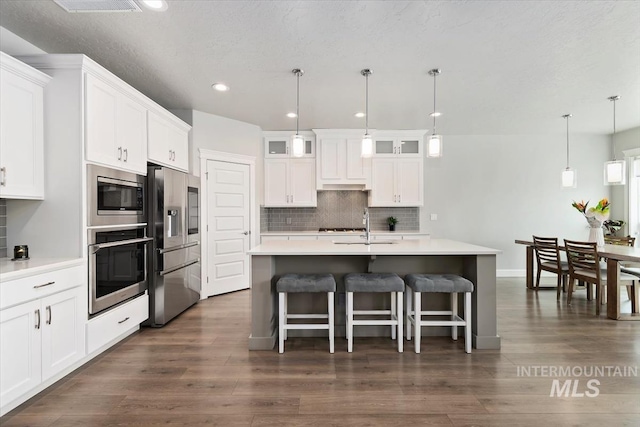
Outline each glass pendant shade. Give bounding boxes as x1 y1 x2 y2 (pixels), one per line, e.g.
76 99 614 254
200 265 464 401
361 134 373 158
561 168 576 188
427 134 442 158
634 158 640 177
291 134 304 157
604 160 626 185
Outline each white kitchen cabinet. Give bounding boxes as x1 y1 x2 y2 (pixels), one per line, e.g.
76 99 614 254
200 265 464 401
0 265 85 411
373 130 426 158
314 129 371 189
369 157 423 207
148 109 190 172
264 132 315 158
85 73 147 174
0 52 51 200
264 158 316 207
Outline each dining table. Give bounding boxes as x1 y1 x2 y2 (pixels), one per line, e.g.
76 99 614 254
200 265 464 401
515 239 640 320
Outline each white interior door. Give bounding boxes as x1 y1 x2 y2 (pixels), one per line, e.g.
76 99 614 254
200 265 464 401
205 160 251 296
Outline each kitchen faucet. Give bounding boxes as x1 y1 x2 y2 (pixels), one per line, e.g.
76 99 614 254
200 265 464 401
363 208 371 245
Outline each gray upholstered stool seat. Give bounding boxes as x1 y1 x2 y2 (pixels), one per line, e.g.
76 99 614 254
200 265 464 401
277 274 336 354
277 273 337 293
344 273 404 353
405 274 474 293
405 274 473 354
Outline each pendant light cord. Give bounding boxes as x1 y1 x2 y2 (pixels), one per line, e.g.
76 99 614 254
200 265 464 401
296 71 300 135
432 71 437 134
612 97 616 161
565 115 570 168
365 72 369 134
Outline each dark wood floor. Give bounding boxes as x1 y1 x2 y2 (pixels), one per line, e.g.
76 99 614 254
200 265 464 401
2 278 640 426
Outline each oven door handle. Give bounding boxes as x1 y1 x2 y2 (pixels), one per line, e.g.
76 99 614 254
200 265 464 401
159 259 200 276
158 241 199 254
90 237 154 254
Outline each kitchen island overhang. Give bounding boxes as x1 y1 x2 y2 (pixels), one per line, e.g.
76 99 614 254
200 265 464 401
248 238 502 351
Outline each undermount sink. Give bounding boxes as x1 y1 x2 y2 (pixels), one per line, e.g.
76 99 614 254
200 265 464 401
332 240 397 245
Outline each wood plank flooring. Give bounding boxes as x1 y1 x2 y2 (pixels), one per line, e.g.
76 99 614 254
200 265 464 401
2 278 640 426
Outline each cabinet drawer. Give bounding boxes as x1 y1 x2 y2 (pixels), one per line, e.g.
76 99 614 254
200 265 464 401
86 294 148 354
0 265 84 310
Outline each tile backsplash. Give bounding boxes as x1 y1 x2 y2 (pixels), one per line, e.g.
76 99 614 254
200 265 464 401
0 199 6 258
262 191 419 232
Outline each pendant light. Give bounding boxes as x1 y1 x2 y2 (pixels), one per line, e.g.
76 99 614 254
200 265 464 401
361 69 373 158
427 68 442 158
291 69 305 158
561 114 576 188
604 95 626 185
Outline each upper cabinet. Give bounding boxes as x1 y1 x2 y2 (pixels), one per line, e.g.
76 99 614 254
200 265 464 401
85 74 147 174
147 110 190 172
264 131 315 158
314 129 371 190
373 130 426 158
0 52 51 200
264 158 316 207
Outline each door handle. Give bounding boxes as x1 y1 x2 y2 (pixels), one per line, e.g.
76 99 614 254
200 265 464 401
243 231 249 235
35 309 40 329
117 146 123 160
46 306 52 325
0 167 6 186
118 317 130 324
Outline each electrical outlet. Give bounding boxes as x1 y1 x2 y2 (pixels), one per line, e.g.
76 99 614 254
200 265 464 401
430 214 438 221
286 217 291 225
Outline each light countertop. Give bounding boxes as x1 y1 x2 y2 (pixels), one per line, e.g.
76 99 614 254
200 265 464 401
0 257 84 282
261 231 428 235
248 238 501 256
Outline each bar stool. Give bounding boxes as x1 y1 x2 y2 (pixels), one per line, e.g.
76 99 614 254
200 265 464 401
405 274 473 354
277 273 336 353
344 273 404 353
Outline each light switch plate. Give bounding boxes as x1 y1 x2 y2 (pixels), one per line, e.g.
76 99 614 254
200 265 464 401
430 214 438 221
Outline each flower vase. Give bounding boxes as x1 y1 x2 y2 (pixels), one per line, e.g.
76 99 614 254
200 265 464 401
587 225 605 247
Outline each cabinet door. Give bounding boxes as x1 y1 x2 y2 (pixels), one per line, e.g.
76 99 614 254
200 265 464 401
0 300 41 406
319 138 343 180
346 138 370 181
0 68 45 199
148 111 189 172
369 159 396 206
40 287 84 381
373 138 396 157
398 138 421 156
116 93 147 174
265 138 289 158
264 159 289 207
85 74 119 168
397 158 423 206
167 123 189 172
289 159 316 206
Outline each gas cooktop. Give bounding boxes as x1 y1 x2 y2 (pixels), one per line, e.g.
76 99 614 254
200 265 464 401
318 228 366 233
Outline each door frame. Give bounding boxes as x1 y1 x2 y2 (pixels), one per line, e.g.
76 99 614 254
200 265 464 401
199 149 257 299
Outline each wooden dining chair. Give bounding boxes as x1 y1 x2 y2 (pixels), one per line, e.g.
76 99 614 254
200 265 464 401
532 236 569 300
604 235 637 301
564 239 638 315
604 235 636 246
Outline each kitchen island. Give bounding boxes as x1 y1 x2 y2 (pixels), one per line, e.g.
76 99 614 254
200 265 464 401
248 238 501 350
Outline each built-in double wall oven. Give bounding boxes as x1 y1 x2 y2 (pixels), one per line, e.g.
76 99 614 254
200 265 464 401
87 165 152 315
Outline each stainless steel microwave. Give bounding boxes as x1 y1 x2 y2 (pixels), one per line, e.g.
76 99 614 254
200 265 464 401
87 164 145 226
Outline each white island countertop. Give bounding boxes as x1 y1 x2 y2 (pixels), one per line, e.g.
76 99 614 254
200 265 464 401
248 238 501 256
0 257 84 282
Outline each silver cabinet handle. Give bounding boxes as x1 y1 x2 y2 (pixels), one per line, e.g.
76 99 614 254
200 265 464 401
123 148 128 162
35 309 40 329
0 167 6 186
46 306 52 325
34 281 55 289
398 194 401 203
118 317 130 324
117 146 123 160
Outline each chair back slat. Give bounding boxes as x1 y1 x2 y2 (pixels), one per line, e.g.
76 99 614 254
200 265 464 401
604 235 636 247
532 236 561 268
563 239 601 284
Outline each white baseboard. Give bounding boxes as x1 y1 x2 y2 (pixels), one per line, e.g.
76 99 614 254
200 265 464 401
497 269 558 278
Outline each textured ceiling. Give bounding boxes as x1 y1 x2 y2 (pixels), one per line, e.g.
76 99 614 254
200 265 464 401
0 0 639 136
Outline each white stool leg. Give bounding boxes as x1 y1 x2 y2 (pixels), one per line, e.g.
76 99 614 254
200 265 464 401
414 291 421 354
465 292 472 354
328 291 335 354
397 291 403 353
283 292 288 340
405 286 412 340
279 292 285 353
347 291 354 353
391 291 397 340
451 292 458 341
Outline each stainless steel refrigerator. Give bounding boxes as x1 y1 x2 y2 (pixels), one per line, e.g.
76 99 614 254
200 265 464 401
146 165 201 327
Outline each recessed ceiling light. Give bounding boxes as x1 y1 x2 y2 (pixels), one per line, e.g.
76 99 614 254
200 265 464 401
211 83 229 92
139 0 168 11
354 112 365 118
430 112 441 117
286 112 298 118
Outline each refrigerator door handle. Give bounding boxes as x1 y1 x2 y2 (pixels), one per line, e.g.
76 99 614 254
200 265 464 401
159 258 200 276
158 241 200 254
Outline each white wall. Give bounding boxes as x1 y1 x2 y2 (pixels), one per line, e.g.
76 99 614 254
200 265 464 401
422 134 611 273
610 126 640 221
0 26 45 55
